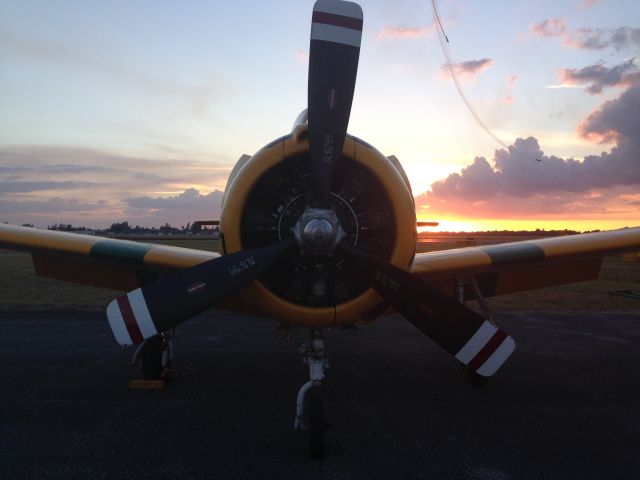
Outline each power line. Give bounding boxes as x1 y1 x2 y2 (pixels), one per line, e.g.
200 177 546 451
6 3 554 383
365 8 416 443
432 0 449 43
430 0 537 161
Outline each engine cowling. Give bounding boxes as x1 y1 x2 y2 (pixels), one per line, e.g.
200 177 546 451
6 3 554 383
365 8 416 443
220 123 416 327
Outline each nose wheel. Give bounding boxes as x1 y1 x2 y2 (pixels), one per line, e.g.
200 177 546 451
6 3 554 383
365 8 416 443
308 385 325 459
294 329 329 459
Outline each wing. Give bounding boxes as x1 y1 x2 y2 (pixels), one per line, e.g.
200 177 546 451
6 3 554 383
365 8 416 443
0 223 217 291
411 227 640 300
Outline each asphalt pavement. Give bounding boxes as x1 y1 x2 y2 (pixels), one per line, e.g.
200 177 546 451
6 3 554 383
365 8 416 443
1 310 639 479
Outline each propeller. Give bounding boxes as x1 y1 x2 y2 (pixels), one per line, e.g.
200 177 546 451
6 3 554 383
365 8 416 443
107 238 294 346
338 242 515 377
307 0 363 207
104 0 514 378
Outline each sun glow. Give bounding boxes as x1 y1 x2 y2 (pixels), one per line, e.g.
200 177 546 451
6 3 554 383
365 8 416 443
417 216 639 233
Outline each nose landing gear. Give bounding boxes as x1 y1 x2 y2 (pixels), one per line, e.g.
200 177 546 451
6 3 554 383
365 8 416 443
294 329 329 459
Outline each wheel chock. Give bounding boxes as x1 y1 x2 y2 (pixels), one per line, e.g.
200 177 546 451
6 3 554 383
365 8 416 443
128 379 165 390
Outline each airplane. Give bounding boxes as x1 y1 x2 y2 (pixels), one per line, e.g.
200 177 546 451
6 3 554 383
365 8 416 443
1 0 639 459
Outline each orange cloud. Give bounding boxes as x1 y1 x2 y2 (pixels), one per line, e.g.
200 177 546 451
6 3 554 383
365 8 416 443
531 18 567 38
579 0 602 10
416 84 640 223
439 58 494 83
375 26 432 41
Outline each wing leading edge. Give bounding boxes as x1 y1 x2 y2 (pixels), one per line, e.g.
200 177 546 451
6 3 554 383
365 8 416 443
411 227 640 300
3 223 639 304
0 223 217 291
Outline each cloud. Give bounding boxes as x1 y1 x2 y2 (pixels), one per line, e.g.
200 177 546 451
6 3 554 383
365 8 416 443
564 27 640 50
0 181 97 194
425 137 594 201
0 197 114 228
124 188 224 226
431 132 640 201
0 197 109 214
419 137 639 217
506 75 518 88
375 26 432 41
0 146 233 227
546 84 586 90
0 145 231 187
0 166 29 174
558 59 640 94
0 31 227 115
579 0 602 10
440 58 493 83
417 84 640 218
126 187 223 210
42 164 114 175
0 146 152 171
578 85 640 143
531 18 567 38
620 193 640 206
528 20 640 52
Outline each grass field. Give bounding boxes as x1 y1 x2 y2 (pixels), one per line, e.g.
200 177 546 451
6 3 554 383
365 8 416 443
0 235 638 312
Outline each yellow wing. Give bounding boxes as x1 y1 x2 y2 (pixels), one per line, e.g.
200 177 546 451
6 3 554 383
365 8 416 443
411 227 640 300
0 223 217 291
3 223 639 305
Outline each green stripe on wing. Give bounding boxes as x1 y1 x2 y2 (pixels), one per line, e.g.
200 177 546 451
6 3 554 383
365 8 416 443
483 243 545 268
90 240 152 265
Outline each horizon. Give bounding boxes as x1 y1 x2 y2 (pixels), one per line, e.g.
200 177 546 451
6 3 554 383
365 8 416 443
9 219 632 235
1 0 639 232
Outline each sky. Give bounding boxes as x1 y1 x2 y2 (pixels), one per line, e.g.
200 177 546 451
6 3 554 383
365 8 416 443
1 0 639 231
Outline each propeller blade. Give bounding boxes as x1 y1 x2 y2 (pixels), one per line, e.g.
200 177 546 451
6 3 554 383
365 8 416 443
106 238 295 346
338 242 515 377
307 0 363 206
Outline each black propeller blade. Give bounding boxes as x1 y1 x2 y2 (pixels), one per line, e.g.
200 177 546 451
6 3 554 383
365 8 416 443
107 238 294 346
338 241 515 377
307 0 363 207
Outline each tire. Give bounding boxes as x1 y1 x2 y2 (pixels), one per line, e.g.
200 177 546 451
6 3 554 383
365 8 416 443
142 336 163 380
308 386 325 460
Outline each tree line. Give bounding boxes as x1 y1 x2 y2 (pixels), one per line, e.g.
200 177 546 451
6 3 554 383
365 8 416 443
46 221 210 234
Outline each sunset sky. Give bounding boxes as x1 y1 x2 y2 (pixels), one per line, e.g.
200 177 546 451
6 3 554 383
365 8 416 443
1 0 639 231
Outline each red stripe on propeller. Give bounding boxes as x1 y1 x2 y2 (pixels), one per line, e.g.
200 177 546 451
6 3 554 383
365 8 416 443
117 295 144 344
467 329 508 372
312 11 363 31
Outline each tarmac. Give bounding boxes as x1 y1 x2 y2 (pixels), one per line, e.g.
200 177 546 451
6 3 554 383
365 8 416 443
1 310 639 480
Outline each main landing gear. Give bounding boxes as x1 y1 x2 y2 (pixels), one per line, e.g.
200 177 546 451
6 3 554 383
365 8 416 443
294 329 329 459
129 330 176 389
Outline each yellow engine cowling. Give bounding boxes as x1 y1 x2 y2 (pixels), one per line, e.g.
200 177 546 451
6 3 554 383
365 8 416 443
220 124 416 327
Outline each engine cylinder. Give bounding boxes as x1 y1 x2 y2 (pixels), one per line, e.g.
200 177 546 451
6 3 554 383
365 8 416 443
220 126 416 327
